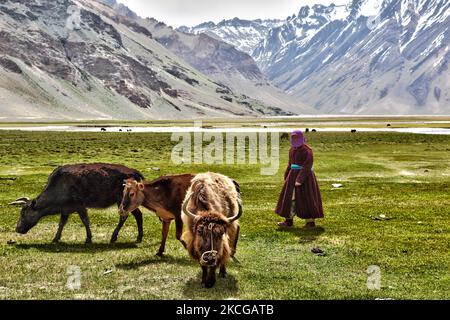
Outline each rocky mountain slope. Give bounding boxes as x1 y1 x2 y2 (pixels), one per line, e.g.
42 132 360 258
0 0 301 121
142 17 310 115
187 0 450 114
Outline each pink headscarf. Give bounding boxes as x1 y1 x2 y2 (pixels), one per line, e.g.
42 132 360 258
290 130 306 148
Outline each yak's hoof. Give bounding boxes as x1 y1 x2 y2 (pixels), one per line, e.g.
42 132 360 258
204 281 215 289
155 251 164 257
85 239 92 244
52 238 60 243
136 237 143 243
110 236 118 243
219 272 227 278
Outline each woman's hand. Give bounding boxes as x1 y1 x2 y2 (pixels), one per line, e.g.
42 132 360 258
295 182 302 187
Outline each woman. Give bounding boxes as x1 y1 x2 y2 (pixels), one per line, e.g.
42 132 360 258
275 130 324 228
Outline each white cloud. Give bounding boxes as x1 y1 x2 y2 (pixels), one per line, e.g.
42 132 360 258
117 0 349 27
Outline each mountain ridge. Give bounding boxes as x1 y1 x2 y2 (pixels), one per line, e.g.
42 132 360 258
144 17 309 115
178 18 284 55
183 0 450 114
0 0 306 121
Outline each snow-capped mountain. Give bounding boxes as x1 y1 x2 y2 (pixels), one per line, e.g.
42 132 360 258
187 0 450 114
258 0 450 114
1 0 447 118
146 18 310 115
0 0 301 121
178 18 284 56
253 3 350 73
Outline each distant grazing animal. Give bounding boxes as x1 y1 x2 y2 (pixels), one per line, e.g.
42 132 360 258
101 128 107 132
312 129 317 132
119 174 195 256
181 172 242 288
305 128 310 133
351 129 357 133
11 163 145 244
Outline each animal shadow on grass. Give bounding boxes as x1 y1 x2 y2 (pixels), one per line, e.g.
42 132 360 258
15 242 138 253
115 254 192 270
182 273 238 299
277 226 325 243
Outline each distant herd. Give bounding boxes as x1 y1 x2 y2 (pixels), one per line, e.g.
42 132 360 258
10 163 242 288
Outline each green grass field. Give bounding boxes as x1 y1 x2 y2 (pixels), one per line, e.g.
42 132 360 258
0 130 449 300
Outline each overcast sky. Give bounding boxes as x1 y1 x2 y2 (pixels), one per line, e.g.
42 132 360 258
117 0 349 27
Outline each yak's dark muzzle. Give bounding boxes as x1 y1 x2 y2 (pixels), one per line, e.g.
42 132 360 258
15 225 28 234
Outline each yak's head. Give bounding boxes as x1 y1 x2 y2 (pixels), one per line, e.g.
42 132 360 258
183 200 242 267
119 178 145 218
11 198 41 234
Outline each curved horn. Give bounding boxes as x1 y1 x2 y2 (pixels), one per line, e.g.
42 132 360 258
15 197 30 202
227 199 242 223
182 196 197 219
9 197 30 206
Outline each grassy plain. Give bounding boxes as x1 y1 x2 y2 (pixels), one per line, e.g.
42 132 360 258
0 115 449 128
0 129 448 299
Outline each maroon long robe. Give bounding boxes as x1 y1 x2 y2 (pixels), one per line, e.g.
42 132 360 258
275 144 324 219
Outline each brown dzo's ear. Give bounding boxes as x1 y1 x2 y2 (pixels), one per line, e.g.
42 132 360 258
138 183 145 191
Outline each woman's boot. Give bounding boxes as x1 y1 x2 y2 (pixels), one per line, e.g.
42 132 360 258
277 219 294 227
